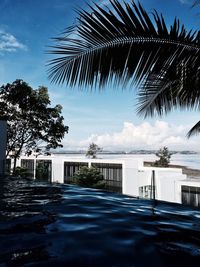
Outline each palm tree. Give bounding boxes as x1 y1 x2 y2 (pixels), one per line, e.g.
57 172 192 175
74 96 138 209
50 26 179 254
193 0 200 7
48 0 200 137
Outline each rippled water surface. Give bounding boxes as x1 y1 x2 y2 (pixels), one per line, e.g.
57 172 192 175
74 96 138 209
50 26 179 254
1 178 200 267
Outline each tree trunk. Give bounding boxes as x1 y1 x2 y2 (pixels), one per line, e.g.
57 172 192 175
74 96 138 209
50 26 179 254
12 140 24 175
13 157 17 174
13 150 21 174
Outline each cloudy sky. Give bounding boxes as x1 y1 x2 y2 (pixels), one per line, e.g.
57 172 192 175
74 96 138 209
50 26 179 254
0 0 199 151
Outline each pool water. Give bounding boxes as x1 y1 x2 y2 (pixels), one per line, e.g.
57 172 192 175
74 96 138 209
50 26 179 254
0 177 200 267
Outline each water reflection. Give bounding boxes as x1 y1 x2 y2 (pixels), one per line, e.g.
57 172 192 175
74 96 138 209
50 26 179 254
0 177 200 267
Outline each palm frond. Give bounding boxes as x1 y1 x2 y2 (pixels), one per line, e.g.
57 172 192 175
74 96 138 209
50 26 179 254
137 48 200 116
48 0 200 89
48 0 200 138
187 121 200 137
192 0 200 8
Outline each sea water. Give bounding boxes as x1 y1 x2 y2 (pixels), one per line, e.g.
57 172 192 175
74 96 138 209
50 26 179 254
0 177 200 267
54 153 200 170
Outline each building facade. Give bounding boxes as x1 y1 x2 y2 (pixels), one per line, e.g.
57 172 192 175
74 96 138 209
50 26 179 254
16 155 200 207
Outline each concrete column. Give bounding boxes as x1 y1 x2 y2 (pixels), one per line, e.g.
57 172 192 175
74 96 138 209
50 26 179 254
0 119 7 176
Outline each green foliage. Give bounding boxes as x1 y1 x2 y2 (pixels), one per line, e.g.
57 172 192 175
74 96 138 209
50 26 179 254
154 147 172 167
0 80 69 171
86 143 102 159
73 166 105 189
13 166 29 178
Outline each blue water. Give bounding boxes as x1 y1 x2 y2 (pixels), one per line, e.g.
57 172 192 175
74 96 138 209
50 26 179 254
1 178 200 267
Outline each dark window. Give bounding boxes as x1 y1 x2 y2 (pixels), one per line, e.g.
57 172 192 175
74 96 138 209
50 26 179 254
181 185 200 207
21 159 34 178
36 160 52 182
21 159 52 181
91 163 122 193
64 162 89 183
139 185 155 199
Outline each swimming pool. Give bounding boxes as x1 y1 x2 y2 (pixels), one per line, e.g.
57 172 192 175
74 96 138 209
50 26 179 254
0 177 200 267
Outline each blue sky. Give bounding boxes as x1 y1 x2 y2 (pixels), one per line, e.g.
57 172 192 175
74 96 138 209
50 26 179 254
0 0 199 151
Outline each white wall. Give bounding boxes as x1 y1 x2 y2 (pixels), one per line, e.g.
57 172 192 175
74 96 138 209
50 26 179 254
123 163 187 203
52 157 64 183
155 171 186 203
0 120 7 176
122 159 144 197
175 179 200 204
17 155 191 205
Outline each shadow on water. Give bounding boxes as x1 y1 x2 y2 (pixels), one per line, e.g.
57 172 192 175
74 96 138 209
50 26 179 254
0 177 200 267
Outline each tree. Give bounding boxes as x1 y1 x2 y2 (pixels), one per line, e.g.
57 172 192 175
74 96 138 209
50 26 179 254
48 0 200 137
0 80 69 172
154 147 172 167
73 166 105 189
13 166 29 178
86 143 102 158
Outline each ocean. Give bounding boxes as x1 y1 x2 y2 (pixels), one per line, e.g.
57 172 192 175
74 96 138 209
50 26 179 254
53 153 200 170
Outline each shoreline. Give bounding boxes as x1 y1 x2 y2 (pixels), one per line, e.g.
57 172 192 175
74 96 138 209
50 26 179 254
144 161 200 179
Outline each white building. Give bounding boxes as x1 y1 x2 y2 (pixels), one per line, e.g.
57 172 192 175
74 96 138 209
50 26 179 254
0 119 7 176
16 155 200 207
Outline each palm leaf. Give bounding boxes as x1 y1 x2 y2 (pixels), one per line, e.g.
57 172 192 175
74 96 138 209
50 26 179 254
192 0 200 7
137 49 200 116
187 121 200 137
48 0 199 88
48 0 200 137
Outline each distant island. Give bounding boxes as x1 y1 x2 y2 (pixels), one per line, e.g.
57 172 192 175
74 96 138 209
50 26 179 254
54 150 198 155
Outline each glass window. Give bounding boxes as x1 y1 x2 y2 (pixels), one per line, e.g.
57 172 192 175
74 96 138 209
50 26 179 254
64 162 88 183
91 163 122 192
139 185 154 199
36 160 52 181
21 159 34 178
181 185 200 207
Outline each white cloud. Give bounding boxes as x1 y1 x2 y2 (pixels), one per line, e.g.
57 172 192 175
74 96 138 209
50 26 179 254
63 120 199 151
0 30 27 53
